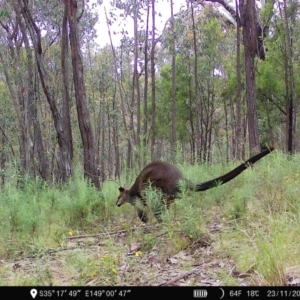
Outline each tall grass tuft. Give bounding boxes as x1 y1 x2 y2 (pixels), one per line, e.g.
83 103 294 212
0 171 106 258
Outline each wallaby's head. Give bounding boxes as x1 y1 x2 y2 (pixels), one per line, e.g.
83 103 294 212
116 187 132 206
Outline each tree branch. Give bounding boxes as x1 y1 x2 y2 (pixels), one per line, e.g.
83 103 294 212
193 0 238 22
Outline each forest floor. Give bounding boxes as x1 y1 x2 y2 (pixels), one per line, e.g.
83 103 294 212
2 207 300 286
2 151 300 286
1 216 242 286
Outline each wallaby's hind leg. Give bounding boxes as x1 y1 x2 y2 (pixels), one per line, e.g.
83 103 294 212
153 197 175 223
153 209 163 223
137 208 148 223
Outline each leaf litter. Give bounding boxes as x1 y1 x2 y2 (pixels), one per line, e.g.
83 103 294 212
1 219 299 286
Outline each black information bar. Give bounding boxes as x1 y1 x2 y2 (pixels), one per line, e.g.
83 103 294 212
1 286 300 299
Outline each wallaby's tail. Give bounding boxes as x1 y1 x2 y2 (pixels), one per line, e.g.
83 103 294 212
194 146 275 192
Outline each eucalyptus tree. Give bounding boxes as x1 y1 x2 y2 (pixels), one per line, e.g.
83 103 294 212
282 0 298 153
150 0 156 160
106 0 147 166
0 0 102 187
256 0 300 152
85 44 122 180
143 0 150 163
0 71 16 185
193 0 269 155
157 4 233 162
0 0 47 180
65 0 100 188
190 2 202 161
19 0 75 182
169 0 177 160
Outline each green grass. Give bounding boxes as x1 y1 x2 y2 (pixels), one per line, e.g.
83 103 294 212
0 149 300 285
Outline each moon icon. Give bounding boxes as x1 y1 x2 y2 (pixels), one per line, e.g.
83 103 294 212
219 288 225 299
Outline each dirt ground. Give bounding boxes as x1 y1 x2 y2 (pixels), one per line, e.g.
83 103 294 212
1 220 300 286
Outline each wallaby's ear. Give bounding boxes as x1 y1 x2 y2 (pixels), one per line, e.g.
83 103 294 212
119 187 124 192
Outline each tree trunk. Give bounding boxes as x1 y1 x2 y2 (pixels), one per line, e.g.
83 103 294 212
143 0 150 163
107 106 112 178
66 0 99 188
0 124 12 185
235 0 243 160
207 86 214 162
104 7 135 162
112 87 120 180
0 12 34 178
199 0 264 155
188 59 195 164
239 0 260 155
20 0 73 181
283 0 296 154
101 106 106 183
133 0 141 155
191 4 202 161
0 51 31 177
224 98 230 162
150 0 156 161
229 97 236 160
61 3 74 163
0 129 5 186
170 0 177 160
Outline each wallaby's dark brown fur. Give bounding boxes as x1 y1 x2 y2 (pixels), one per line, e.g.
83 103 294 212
116 147 274 222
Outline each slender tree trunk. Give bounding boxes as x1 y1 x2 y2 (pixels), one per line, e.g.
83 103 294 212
230 97 236 159
265 98 275 147
133 0 141 155
0 127 5 186
224 98 229 162
143 0 150 163
0 120 14 185
61 3 74 163
105 7 135 159
170 0 177 160
101 107 105 183
284 46 292 153
112 86 120 180
235 0 243 160
67 0 99 188
150 0 156 160
24 37 47 179
283 0 296 154
188 59 195 164
207 86 214 162
191 4 202 161
128 11 137 168
107 107 112 178
126 0 140 168
242 113 247 158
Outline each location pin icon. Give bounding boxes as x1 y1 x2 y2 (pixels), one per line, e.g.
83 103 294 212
30 289 38 299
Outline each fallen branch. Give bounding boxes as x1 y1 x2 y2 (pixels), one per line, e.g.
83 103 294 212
158 266 201 286
66 224 159 240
